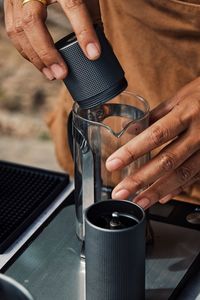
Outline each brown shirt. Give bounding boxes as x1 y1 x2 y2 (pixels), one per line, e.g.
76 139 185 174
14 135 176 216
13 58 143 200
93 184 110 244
101 0 200 106
46 0 200 203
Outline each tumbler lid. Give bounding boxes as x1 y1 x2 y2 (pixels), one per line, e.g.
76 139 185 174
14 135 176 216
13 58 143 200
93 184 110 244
55 26 127 109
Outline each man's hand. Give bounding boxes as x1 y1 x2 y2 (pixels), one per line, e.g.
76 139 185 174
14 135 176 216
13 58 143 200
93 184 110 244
106 78 200 209
4 0 101 80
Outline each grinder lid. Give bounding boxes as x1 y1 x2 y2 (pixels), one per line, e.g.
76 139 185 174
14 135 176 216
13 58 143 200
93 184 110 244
55 26 127 109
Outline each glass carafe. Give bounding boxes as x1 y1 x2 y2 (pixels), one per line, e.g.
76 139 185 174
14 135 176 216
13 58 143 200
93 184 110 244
72 91 149 240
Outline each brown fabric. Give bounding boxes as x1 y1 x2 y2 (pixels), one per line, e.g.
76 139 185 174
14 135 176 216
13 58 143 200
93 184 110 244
46 0 200 201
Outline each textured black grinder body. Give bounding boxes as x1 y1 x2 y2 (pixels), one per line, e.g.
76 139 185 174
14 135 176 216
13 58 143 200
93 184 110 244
55 26 127 109
85 200 146 300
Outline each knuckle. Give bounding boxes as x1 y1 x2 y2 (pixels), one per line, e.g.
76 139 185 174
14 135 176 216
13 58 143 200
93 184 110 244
190 100 200 119
182 100 200 123
76 28 88 41
176 112 186 130
159 153 176 171
18 49 28 59
150 188 162 201
29 55 42 67
29 55 38 62
7 29 14 38
22 11 40 27
176 166 192 183
6 24 15 38
174 186 183 195
15 20 24 33
151 125 169 146
155 189 163 200
125 146 136 164
64 0 84 10
37 48 53 62
193 172 200 181
130 177 143 191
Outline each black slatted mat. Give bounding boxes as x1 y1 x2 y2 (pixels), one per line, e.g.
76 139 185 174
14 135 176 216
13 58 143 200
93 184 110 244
0 161 69 253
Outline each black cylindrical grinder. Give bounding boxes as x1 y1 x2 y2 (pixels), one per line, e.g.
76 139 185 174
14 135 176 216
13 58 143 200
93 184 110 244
0 274 34 300
55 26 127 109
85 200 146 300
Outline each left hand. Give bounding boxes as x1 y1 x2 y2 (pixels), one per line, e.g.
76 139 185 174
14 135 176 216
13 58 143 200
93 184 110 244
106 78 200 209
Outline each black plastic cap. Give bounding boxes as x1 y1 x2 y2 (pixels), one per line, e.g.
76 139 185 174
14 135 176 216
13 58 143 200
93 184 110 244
55 26 127 109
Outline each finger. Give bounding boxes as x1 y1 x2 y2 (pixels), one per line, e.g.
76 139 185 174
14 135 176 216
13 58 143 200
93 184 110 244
58 0 101 60
22 1 67 79
13 0 55 79
149 99 173 124
111 130 198 200
159 172 200 204
106 104 187 172
149 93 183 124
133 150 200 209
182 172 200 191
159 188 182 204
150 77 200 124
4 0 27 58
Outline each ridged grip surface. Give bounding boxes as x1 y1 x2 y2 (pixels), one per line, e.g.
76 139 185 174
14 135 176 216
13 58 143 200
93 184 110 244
55 26 127 109
85 201 146 300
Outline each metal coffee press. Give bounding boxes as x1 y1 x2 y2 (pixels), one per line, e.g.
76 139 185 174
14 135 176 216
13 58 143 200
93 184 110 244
55 26 149 241
85 200 146 300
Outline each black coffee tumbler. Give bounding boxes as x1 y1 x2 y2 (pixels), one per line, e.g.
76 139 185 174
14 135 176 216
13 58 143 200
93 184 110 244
55 25 127 109
85 200 146 300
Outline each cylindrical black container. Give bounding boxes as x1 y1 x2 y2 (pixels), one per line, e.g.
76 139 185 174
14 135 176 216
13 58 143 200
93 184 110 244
85 200 146 300
55 26 127 109
0 274 34 300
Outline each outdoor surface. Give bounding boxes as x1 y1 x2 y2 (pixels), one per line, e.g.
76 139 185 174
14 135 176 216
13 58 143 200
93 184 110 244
0 4 71 171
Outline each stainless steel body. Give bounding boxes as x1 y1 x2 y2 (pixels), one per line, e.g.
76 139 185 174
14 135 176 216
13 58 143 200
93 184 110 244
73 92 149 240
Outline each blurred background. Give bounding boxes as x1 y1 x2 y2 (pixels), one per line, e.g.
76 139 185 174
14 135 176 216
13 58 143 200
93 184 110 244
0 3 71 171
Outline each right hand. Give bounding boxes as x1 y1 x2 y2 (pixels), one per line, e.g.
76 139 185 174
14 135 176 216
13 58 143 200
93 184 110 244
4 0 101 80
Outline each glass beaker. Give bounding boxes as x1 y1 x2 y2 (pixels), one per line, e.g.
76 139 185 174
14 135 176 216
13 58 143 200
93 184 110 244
72 91 149 240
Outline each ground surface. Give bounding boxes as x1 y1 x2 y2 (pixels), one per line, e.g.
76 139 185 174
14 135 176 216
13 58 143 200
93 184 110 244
0 136 60 171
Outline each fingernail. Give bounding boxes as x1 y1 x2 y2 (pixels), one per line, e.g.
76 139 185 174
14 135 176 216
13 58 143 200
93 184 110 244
86 43 100 59
136 198 150 209
50 64 66 79
113 189 130 200
106 158 123 171
42 67 55 80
